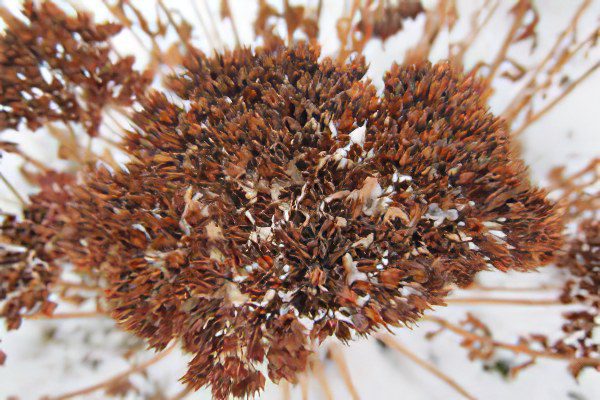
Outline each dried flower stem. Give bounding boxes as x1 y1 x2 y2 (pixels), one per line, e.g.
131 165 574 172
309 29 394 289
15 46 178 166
451 0 499 65
201 0 225 49
486 0 529 83
501 0 592 125
7 148 50 172
464 284 561 292
281 380 291 400
48 342 177 400
157 0 193 53
446 297 563 306
55 280 103 293
328 343 360 400
376 333 476 400
299 372 309 400
336 0 361 63
0 171 25 205
25 311 106 320
512 61 600 137
169 386 192 400
310 355 334 400
424 316 576 362
189 0 217 50
221 0 241 46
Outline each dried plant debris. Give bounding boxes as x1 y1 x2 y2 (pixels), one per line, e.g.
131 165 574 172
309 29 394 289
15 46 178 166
556 219 599 370
0 1 150 135
5 41 561 398
254 0 322 46
357 0 424 43
559 219 600 309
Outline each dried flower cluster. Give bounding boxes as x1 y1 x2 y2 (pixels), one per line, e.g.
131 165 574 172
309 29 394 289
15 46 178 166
1 1 598 399
0 172 76 330
357 0 424 42
555 219 599 367
0 1 149 135
12 41 560 398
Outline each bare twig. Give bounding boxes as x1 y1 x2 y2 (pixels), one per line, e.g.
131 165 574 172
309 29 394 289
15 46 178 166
376 333 477 400
0 171 25 205
310 355 334 400
48 342 177 400
26 311 107 320
328 343 360 400
446 297 563 306
511 61 600 137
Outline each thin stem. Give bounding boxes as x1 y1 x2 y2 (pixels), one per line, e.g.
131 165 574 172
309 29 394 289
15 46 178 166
55 280 103 293
281 380 291 400
221 0 241 47
424 316 569 361
500 0 591 123
446 297 562 306
512 61 600 137
464 283 561 292
310 355 334 400
48 342 177 400
99 0 152 54
169 386 192 400
486 0 529 83
9 148 50 172
452 0 499 65
328 343 360 400
0 171 25 205
201 0 225 49
376 333 476 400
190 0 216 50
299 372 309 400
157 0 194 53
26 311 106 320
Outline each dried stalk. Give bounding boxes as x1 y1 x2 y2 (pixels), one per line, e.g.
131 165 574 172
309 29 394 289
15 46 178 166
446 297 562 306
376 333 476 400
424 316 597 364
451 0 499 66
0 171 25 205
310 355 334 400
26 311 107 320
328 343 360 400
48 342 177 400
486 0 530 83
511 61 600 137
501 0 592 125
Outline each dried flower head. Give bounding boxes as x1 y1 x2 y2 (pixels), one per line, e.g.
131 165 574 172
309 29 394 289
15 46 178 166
357 0 424 43
559 219 600 308
0 1 149 135
32 41 564 398
0 172 78 330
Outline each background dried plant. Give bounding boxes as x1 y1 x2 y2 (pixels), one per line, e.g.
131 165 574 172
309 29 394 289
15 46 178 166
0 1 599 399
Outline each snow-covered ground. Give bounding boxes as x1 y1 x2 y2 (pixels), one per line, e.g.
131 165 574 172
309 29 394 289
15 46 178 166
1 0 599 399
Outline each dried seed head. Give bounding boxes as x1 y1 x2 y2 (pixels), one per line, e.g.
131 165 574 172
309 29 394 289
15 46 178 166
0 1 150 135
0 172 77 330
34 42 561 398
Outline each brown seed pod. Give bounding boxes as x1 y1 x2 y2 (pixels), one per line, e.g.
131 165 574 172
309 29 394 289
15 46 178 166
36 42 562 399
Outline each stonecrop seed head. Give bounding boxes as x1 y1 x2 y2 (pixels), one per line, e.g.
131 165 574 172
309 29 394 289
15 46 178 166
33 42 562 398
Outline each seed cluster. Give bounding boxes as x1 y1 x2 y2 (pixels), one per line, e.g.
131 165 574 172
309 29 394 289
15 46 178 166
0 172 77 330
27 42 562 398
357 1 424 42
0 1 149 135
556 219 599 365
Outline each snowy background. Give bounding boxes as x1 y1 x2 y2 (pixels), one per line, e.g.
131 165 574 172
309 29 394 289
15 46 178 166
1 0 599 399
